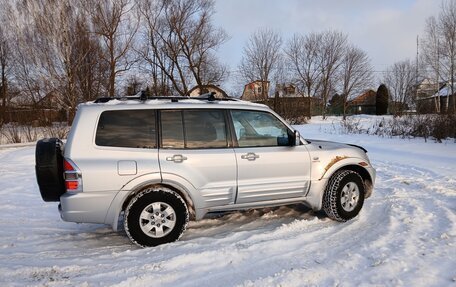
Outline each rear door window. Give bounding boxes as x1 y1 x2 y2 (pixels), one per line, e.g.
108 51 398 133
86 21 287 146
160 109 228 149
161 110 185 149
95 110 156 148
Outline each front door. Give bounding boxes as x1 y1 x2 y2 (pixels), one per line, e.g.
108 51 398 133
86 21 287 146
230 110 311 204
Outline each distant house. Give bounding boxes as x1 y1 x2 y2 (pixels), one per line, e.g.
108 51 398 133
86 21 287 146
416 83 455 113
416 78 443 99
349 90 376 115
274 83 306 98
239 82 311 119
6 92 66 124
241 80 269 101
188 84 229 99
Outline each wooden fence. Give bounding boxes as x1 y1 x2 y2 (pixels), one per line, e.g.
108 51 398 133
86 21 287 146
254 97 311 121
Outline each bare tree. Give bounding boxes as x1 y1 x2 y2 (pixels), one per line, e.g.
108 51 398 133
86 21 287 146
422 16 442 113
339 45 373 119
124 75 144 95
422 0 456 113
285 33 322 97
318 31 348 119
238 28 282 99
137 0 228 96
4 0 111 123
16 0 87 120
285 33 323 116
73 19 110 102
384 59 418 115
83 0 139 97
1 0 41 110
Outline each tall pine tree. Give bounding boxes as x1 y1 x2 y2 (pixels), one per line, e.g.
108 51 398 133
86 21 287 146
376 84 389 115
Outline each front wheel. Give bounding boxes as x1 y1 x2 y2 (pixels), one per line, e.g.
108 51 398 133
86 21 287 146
124 188 189 247
323 170 365 222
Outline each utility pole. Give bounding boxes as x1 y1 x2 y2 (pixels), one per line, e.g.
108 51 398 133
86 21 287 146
416 35 419 112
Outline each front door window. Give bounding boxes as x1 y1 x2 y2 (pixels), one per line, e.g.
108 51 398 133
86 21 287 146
231 110 291 147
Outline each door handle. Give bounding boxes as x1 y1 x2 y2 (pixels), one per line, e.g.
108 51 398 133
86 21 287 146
166 154 188 163
241 152 259 161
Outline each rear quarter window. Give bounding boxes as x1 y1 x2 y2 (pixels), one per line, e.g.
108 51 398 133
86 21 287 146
95 110 156 148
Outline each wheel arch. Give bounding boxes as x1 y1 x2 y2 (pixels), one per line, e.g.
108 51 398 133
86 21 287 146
327 164 373 198
121 183 196 221
106 181 197 231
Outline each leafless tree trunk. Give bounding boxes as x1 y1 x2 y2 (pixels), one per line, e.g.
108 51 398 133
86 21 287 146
0 26 8 125
137 0 228 96
340 45 373 119
238 28 282 99
384 59 418 116
83 0 139 98
318 31 347 119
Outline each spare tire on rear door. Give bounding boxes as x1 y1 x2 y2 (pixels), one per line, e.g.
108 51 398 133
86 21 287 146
35 138 65 202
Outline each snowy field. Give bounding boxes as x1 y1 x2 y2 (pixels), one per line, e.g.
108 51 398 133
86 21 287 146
0 116 455 287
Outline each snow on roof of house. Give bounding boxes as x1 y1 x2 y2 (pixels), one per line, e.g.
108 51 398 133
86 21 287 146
420 83 456 99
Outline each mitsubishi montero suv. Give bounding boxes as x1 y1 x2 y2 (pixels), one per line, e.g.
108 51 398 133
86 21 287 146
35 93 375 247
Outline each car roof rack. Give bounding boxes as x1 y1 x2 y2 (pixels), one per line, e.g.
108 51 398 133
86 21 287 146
93 91 240 103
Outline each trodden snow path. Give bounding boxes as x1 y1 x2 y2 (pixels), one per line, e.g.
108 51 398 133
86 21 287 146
0 117 455 287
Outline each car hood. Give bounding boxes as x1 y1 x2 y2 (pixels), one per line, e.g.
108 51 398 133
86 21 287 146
305 139 369 160
306 139 367 153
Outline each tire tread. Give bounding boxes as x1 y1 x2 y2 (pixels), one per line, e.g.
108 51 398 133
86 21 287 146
323 170 364 222
124 187 189 247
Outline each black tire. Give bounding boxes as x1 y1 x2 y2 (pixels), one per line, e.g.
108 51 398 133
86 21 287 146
323 170 365 222
35 138 65 202
124 188 189 247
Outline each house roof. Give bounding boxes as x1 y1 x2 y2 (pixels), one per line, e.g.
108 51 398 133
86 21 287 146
417 82 456 100
349 90 376 106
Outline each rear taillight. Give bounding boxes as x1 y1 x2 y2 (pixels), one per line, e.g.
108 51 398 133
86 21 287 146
63 158 82 192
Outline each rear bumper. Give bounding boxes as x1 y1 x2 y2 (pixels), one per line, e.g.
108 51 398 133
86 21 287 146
59 191 118 225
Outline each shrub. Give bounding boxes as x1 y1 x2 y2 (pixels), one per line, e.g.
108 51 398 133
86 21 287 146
340 114 456 142
0 123 22 143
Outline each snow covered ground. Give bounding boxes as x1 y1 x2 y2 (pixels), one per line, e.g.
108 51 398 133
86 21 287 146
0 115 455 287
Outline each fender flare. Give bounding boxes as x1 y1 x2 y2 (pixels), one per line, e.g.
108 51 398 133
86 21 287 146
318 157 370 180
104 172 201 230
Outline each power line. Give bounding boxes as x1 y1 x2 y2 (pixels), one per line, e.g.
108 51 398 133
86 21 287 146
224 68 442 74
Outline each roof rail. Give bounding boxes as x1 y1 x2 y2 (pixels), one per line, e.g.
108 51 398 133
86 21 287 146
93 91 240 103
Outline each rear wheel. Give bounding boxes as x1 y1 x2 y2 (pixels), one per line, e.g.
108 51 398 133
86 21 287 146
124 188 189 247
323 170 365 222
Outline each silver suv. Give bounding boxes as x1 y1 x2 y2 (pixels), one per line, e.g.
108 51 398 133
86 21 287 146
35 94 375 247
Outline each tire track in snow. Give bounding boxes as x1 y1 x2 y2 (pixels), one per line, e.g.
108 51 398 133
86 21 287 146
0 147 455 286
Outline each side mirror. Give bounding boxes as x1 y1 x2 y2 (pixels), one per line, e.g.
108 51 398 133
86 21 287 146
291 130 301 146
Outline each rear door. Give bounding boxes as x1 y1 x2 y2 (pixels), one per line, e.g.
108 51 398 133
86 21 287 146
158 109 237 208
79 109 160 193
230 110 311 204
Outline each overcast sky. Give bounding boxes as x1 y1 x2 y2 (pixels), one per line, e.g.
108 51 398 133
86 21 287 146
213 0 441 92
